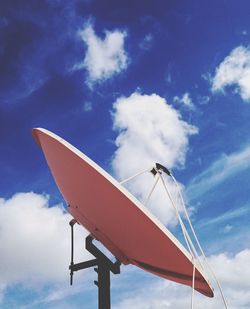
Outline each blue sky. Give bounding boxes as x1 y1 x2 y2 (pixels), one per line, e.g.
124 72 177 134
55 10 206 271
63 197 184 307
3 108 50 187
1 1 250 308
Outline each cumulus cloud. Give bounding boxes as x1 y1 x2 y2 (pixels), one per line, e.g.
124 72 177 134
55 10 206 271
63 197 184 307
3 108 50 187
212 45 250 101
0 192 89 291
114 248 250 309
210 249 250 290
78 22 128 86
173 92 195 110
187 144 250 200
111 92 198 225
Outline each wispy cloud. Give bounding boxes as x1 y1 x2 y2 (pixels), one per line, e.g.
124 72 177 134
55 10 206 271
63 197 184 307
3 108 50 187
187 145 250 200
198 95 210 105
197 204 250 229
211 45 250 102
222 224 233 234
139 33 153 51
83 101 92 112
173 92 195 110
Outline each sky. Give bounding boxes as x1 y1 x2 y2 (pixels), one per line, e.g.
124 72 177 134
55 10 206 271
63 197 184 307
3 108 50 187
1 0 250 308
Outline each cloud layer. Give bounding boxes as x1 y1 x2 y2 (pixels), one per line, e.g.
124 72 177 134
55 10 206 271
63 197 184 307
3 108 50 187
212 46 250 101
111 92 198 225
79 23 128 86
0 192 89 293
114 249 250 309
1 192 249 308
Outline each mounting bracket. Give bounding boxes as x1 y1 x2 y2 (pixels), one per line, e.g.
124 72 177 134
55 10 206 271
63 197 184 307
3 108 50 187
69 219 121 309
150 162 171 176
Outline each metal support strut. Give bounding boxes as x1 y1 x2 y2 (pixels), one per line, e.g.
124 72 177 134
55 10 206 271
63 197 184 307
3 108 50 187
150 162 171 177
69 219 121 309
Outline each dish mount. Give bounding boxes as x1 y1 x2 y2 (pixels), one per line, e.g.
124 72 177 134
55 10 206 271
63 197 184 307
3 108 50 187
69 219 121 309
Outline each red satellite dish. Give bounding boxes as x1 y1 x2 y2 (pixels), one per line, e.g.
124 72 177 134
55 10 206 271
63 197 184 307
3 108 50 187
32 128 213 298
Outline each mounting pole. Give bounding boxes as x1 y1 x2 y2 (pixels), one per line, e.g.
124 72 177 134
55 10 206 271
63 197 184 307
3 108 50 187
69 220 121 309
69 219 78 285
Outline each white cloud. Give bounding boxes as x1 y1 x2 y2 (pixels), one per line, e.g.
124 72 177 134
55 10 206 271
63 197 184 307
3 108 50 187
0 192 89 291
29 281 94 309
187 145 250 200
173 92 195 110
114 248 250 309
111 92 198 225
202 72 213 83
210 249 250 290
78 22 128 86
212 45 250 101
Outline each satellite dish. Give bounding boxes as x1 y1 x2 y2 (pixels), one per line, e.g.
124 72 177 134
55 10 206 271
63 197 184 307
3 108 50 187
32 128 214 299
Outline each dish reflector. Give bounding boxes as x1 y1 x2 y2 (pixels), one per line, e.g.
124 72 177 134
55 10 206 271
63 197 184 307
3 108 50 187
33 128 213 297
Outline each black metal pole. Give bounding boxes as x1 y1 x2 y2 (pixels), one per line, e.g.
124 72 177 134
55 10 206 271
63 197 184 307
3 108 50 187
69 229 121 309
69 219 77 285
95 264 111 309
